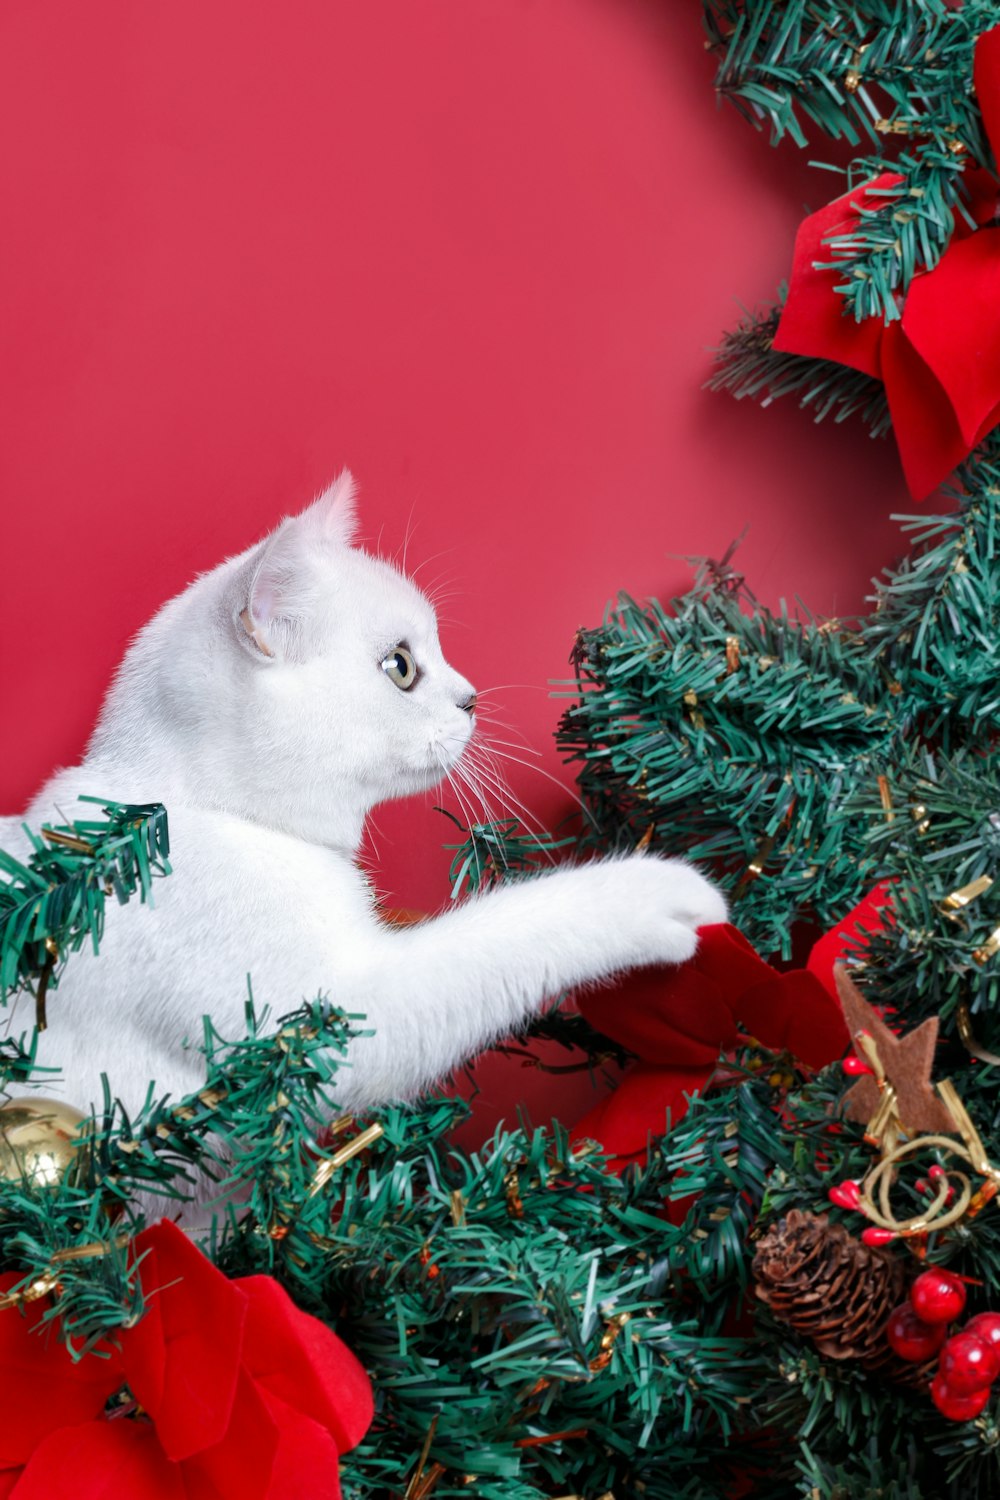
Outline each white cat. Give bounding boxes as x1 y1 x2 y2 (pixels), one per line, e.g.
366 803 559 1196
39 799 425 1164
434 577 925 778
4 473 725 1119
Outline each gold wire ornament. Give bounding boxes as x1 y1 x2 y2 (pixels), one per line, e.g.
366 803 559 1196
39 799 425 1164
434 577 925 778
855 1043 1000 1240
735 834 777 899
956 1001 1000 1067
911 801 931 835
844 43 869 92
973 924 1000 965
939 873 993 922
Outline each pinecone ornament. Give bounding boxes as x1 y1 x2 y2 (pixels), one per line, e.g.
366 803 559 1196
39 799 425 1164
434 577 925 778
753 1209 905 1370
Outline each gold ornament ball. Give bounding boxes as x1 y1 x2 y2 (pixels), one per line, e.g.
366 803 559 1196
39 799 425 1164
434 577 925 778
0 1097 88 1188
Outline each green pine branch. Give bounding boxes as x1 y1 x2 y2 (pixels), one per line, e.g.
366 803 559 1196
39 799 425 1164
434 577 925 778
0 996 370 1347
0 799 170 1027
554 563 904 958
709 297 891 436
863 435 1000 745
703 0 998 321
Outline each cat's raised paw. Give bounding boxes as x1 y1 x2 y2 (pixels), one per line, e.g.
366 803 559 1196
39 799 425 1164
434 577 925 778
644 855 728 931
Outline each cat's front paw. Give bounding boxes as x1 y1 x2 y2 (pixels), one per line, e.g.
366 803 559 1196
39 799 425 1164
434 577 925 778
607 854 727 967
640 854 728 931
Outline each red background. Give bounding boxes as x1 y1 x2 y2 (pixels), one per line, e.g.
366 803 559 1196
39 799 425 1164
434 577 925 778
1 1 911 1131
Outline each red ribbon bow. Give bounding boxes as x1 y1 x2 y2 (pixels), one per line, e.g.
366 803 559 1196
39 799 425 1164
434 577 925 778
772 25 1000 499
569 895 892 1170
0 1219 373 1500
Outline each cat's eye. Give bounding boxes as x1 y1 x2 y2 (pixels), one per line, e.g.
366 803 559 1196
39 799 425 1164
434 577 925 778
381 646 418 690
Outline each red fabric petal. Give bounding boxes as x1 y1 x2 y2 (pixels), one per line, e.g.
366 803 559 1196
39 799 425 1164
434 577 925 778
569 1061 710 1170
0 1472 21 1499
772 176 901 378
0 1282 120 1466
957 166 1000 232
9 1421 185 1500
578 958 740 1066
577 924 846 1070
122 1219 247 1462
972 392 1000 451
687 922 785 994
808 882 894 994
571 923 849 1166
879 321 970 498
975 26 1000 166
181 1368 279 1500
902 228 1000 451
259 1391 345 1500
239 1277 374 1455
736 970 848 1070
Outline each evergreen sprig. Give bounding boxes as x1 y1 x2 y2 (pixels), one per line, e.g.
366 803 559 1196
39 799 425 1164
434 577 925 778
329 1110 761 1500
703 0 998 321
864 436 1000 744
0 798 170 1024
554 562 904 957
0 995 369 1347
709 298 891 438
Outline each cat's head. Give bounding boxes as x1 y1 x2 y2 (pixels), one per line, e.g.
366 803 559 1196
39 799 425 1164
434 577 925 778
96 473 477 847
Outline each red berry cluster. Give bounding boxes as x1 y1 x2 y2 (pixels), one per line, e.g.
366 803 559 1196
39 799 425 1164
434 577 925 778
887 1269 1000 1420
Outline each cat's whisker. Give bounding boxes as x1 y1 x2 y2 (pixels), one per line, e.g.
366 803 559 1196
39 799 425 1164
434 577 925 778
408 545 459 587
469 705 542 736
448 760 511 872
451 752 501 821
421 563 462 594
398 500 422 576
436 738 502 844
461 744 559 862
435 750 484 886
474 737 600 834
425 591 464 616
473 733 543 759
454 772 504 879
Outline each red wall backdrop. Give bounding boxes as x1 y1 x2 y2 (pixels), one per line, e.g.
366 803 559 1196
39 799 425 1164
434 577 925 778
1 1 911 1131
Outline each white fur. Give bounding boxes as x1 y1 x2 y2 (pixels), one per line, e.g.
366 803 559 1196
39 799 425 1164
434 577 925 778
2 475 726 1120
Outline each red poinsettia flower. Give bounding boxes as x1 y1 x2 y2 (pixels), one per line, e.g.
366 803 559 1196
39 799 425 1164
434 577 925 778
570 921 850 1170
0 1219 373 1500
772 25 1000 499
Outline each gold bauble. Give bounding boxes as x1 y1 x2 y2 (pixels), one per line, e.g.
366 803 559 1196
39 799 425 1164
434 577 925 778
0 1096 88 1188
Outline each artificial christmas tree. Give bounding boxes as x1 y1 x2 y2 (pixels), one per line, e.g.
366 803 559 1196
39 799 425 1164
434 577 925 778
10 6 1000 1496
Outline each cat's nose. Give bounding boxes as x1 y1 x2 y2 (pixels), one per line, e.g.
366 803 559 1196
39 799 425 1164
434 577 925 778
459 692 477 716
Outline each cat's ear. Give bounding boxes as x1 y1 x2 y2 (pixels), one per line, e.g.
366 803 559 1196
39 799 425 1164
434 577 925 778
232 470 359 662
296 469 360 549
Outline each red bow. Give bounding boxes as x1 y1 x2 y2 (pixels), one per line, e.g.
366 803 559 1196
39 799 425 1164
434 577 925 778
0 1220 373 1500
772 25 1000 499
570 919 866 1170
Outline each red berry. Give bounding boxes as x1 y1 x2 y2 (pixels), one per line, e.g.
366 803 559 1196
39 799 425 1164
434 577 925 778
910 1269 967 1325
931 1373 992 1421
827 1179 862 1211
861 1226 896 1247
940 1332 1000 1394
967 1313 1000 1350
886 1303 948 1363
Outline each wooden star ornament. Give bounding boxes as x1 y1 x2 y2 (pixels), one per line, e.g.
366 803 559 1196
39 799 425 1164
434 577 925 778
834 965 956 1136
